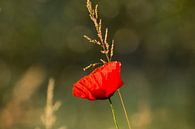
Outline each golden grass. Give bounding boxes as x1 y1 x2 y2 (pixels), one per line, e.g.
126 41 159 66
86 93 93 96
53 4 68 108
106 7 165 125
83 0 115 71
37 78 65 129
0 66 46 129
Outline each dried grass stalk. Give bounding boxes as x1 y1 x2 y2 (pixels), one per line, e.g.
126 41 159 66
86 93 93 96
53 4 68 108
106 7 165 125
40 78 65 129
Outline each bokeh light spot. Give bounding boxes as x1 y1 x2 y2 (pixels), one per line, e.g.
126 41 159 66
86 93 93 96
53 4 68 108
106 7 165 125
100 0 120 18
66 26 93 53
114 29 140 54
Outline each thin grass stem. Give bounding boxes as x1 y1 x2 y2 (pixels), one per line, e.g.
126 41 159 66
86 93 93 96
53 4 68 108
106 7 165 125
108 98 120 129
117 90 132 129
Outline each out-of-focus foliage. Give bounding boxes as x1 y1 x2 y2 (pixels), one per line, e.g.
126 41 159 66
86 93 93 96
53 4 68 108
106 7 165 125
0 0 194 129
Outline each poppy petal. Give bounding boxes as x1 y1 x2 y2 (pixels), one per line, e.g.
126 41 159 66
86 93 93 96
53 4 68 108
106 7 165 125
73 61 124 100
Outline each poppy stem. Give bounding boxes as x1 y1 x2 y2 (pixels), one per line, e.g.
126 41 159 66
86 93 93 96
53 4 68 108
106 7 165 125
117 90 132 129
108 98 120 129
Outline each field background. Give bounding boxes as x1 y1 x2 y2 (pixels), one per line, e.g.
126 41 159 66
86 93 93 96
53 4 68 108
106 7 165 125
0 0 194 129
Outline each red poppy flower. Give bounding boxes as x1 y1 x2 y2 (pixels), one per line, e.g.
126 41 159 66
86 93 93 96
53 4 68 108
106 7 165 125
73 61 124 100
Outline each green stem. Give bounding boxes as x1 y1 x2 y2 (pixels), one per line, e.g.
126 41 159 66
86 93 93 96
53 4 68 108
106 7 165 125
117 90 132 129
108 98 120 129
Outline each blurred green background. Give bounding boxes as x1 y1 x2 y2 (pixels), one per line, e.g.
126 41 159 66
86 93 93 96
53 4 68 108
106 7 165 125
0 0 194 129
